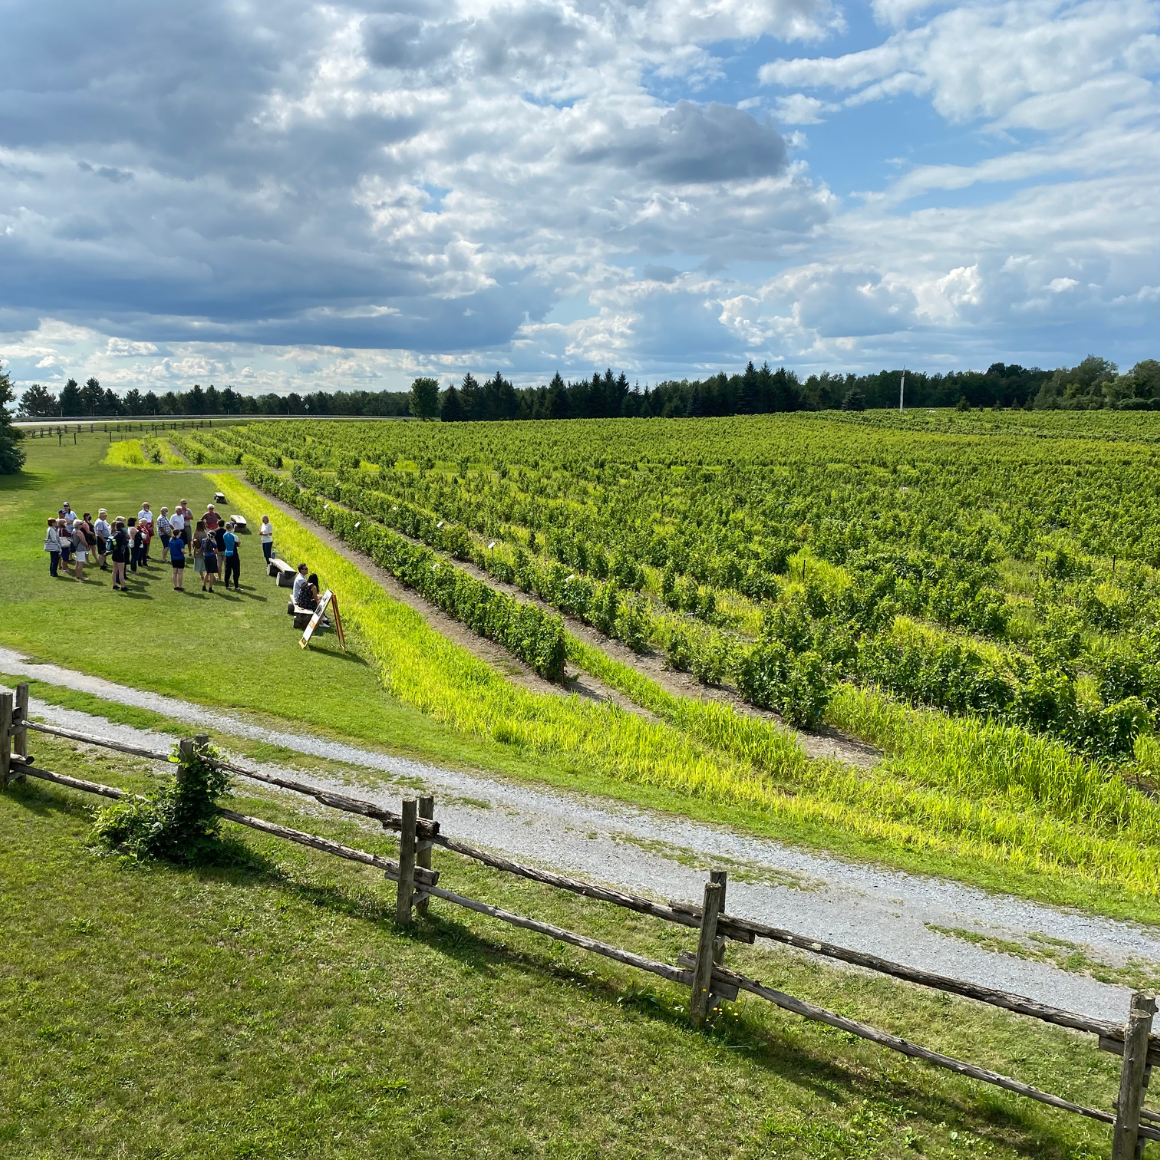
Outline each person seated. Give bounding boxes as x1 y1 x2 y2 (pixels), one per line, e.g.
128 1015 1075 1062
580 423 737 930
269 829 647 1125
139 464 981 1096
302 572 330 626
292 563 310 607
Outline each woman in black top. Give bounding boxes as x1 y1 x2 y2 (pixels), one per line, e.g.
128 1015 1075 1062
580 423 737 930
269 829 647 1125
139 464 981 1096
110 519 130 590
202 532 219 593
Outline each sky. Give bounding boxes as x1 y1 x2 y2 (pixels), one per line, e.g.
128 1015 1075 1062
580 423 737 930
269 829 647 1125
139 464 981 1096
1 0 1158 396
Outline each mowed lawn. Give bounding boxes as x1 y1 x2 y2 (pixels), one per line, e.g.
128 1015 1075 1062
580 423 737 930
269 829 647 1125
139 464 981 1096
0 434 553 773
0 735 1125 1160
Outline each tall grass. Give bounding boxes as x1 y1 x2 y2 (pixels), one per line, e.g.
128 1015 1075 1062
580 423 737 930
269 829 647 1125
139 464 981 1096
828 684 1159 835
104 440 149 468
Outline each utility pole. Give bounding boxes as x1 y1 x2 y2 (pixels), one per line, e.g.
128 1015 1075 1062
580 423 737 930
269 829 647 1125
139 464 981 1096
899 368 906 414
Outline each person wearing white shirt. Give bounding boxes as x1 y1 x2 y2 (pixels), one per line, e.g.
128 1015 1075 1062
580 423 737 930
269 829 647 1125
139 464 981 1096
94 509 111 571
169 507 185 542
260 515 274 564
137 503 154 564
292 563 309 606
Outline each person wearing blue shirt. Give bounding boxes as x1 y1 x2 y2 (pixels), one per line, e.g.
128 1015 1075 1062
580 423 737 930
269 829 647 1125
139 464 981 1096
222 522 241 590
169 531 186 591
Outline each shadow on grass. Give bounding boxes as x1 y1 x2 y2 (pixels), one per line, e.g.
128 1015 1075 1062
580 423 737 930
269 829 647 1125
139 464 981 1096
193 838 1085 1158
2 777 1096 1160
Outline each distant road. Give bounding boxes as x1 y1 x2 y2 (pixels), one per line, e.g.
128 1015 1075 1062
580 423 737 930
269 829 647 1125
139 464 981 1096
12 414 415 428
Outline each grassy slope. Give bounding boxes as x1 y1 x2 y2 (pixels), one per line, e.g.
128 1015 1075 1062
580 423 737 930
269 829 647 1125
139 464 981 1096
0 736 1123 1159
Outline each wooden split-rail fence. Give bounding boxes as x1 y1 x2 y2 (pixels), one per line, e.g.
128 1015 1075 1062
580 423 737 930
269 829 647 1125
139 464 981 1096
0 681 1156 1159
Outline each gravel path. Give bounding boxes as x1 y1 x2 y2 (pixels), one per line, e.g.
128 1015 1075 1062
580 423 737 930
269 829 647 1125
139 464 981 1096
3 645 1158 1025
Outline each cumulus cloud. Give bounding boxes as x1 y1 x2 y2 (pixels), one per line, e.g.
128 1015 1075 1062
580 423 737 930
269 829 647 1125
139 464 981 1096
0 0 1158 391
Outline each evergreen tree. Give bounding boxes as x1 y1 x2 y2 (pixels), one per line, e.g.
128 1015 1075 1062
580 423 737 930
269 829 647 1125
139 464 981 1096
459 373 482 421
737 361 760 413
17 383 58 417
440 384 463 422
547 372 568 419
81 376 103 414
60 378 82 415
0 363 26 474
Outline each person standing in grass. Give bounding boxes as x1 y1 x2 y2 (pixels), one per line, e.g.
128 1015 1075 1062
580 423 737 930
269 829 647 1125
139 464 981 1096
44 518 61 577
137 502 153 565
72 512 93 581
127 517 141 573
156 507 171 552
168 530 186 591
110 518 129 591
94 509 110 571
58 508 72 567
168 504 185 551
222 521 241 590
202 524 219 593
192 519 206 585
259 515 273 564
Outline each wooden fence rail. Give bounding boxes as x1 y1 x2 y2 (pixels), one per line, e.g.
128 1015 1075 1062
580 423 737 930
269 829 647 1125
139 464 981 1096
1 688 1155 1157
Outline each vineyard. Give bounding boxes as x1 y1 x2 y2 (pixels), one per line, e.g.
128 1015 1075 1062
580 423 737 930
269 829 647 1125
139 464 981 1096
188 412 1160 908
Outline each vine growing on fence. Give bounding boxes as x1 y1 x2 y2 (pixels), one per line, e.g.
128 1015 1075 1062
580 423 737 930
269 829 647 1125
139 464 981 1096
91 743 233 862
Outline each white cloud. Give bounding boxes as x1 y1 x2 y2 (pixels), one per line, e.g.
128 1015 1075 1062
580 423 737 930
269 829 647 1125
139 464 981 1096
761 0 1158 125
0 0 1158 391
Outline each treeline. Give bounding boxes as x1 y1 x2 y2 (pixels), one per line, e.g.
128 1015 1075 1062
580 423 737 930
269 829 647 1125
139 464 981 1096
435 357 1160 420
16 378 412 419
16 355 1160 423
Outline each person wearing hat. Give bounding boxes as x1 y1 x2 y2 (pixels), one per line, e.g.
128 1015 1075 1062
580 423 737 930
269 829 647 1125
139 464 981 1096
58 508 72 567
94 509 111 570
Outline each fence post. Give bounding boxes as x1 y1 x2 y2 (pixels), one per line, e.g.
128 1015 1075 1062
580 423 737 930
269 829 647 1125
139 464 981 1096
690 876 724 1028
11 683 28 782
416 795 434 917
396 798 417 925
177 737 196 783
0 691 11 788
1112 991 1156 1160
711 868 728 970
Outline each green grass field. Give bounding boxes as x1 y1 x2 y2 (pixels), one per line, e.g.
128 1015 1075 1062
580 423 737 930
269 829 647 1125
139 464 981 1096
0 734 1126 1159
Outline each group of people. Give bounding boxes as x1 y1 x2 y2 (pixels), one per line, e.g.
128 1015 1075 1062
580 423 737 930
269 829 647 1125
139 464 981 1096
44 499 276 596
